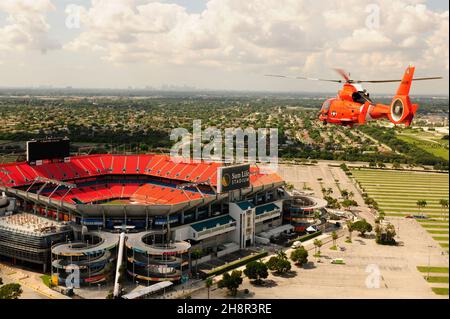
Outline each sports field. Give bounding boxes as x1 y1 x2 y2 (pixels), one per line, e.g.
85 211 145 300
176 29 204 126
351 169 449 250
101 199 130 205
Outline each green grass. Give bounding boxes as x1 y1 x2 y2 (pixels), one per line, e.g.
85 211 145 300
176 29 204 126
380 208 446 213
432 236 449 241
425 276 449 284
202 251 268 278
418 219 449 224
439 243 449 248
398 134 449 161
431 287 449 295
427 230 449 235
101 199 130 205
386 213 446 219
352 169 449 247
417 266 449 274
421 224 449 229
40 275 53 287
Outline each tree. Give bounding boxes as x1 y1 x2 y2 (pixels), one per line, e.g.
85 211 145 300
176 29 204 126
324 196 341 209
205 277 213 299
217 270 243 297
266 251 291 274
290 247 308 266
416 200 428 217
191 248 203 275
276 250 288 261
331 231 338 247
375 223 397 245
244 261 269 285
439 199 449 221
0 283 22 299
313 239 323 256
340 189 349 199
342 199 358 211
313 211 321 221
352 219 373 237
346 220 354 242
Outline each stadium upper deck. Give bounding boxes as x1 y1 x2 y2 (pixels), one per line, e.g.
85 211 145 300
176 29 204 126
0 154 284 216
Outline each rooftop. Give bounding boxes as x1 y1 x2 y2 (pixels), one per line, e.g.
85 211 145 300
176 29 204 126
190 215 236 232
255 202 281 216
0 213 69 235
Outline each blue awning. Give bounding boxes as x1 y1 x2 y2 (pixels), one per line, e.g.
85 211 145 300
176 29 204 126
236 201 255 211
190 215 235 232
255 203 280 216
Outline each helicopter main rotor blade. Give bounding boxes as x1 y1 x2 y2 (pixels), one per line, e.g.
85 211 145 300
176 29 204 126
265 74 343 83
355 76 443 83
266 74 442 84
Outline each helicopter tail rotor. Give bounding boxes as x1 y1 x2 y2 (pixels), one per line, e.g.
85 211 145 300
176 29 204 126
387 66 419 126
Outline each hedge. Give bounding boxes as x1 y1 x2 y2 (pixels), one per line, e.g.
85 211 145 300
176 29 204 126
287 231 323 247
200 251 268 279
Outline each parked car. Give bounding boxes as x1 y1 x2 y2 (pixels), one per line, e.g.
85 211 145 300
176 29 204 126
413 215 429 220
291 241 303 249
331 258 345 265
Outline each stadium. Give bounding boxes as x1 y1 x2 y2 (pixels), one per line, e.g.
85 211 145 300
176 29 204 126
0 139 325 290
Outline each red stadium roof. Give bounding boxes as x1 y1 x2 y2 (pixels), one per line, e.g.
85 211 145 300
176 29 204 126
0 154 284 206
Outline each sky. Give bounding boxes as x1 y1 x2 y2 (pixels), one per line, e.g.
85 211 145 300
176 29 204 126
0 0 449 95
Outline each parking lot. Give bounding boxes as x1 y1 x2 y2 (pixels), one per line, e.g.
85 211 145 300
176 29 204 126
191 216 448 299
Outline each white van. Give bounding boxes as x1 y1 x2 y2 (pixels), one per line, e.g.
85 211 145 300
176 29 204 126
291 241 303 249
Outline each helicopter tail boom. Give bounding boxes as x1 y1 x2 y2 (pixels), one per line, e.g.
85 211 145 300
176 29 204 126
396 65 415 96
358 66 419 126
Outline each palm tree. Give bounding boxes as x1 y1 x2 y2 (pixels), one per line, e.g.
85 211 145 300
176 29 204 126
276 250 288 261
205 277 213 299
191 248 203 276
346 220 354 242
416 200 428 218
314 211 321 222
439 199 449 221
331 231 338 247
341 189 349 199
313 239 323 256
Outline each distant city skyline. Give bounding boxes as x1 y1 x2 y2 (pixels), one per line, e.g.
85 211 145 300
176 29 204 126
0 0 449 95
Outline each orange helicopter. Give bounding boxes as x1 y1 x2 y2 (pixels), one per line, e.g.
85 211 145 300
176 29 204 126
267 66 442 127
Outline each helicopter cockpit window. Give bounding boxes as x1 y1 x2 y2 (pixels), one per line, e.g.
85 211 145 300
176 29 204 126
352 91 373 104
322 100 331 113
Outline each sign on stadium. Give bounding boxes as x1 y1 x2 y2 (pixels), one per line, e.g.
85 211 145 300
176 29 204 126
26 138 70 163
217 164 250 193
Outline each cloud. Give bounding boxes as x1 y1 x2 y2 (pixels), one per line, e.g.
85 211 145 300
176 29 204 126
0 0 60 53
62 0 448 80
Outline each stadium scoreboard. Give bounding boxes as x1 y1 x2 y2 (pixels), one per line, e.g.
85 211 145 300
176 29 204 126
26 138 70 163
